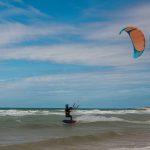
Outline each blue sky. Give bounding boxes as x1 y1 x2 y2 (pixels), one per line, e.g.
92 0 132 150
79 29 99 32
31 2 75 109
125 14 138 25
0 0 150 108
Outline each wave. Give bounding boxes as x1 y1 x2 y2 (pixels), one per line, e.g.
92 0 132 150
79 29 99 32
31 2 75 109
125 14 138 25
75 115 150 124
34 131 120 145
0 131 121 148
75 115 125 123
49 131 120 144
0 109 150 116
0 110 64 116
74 109 150 115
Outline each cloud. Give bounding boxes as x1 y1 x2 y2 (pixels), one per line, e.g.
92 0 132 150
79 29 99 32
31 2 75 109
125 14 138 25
0 1 149 69
0 44 134 66
0 0 49 19
0 69 150 104
80 3 150 42
0 1 149 52
1 42 150 67
0 1 150 107
0 22 76 46
0 2 149 44
1 1 150 43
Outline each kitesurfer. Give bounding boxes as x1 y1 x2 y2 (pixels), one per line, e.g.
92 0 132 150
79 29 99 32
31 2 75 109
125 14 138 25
65 104 73 121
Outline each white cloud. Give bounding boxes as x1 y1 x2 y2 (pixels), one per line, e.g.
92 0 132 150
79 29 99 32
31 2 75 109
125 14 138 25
0 2 149 46
0 2 149 64
0 0 49 19
0 22 76 46
0 1 150 107
1 42 150 67
80 3 150 42
0 44 134 66
0 70 150 101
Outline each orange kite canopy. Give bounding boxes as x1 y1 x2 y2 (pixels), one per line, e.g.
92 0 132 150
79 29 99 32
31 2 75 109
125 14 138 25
120 26 146 58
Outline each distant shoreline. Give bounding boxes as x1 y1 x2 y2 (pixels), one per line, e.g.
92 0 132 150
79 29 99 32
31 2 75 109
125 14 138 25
143 107 150 110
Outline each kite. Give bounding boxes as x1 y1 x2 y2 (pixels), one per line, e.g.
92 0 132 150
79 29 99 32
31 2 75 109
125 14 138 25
119 26 146 58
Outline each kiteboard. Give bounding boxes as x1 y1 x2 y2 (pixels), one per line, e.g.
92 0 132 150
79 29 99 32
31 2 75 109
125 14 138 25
62 120 76 124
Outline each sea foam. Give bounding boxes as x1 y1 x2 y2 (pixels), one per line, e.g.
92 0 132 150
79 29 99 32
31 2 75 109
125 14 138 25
75 115 125 123
74 109 150 115
0 109 150 116
0 110 64 116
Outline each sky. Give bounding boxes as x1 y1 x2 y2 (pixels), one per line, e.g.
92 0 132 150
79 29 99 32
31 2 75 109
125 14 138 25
0 0 150 108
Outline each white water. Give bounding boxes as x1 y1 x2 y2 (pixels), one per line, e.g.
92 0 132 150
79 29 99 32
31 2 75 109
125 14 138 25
74 109 150 115
75 115 125 123
75 114 150 124
0 109 150 116
0 110 64 116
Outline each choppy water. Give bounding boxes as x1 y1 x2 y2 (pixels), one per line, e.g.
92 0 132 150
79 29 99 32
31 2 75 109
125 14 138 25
0 108 150 150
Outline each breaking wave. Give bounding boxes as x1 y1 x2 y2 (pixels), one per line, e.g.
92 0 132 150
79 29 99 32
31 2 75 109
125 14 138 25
75 115 125 123
0 110 64 116
74 109 150 115
75 115 150 124
0 109 150 116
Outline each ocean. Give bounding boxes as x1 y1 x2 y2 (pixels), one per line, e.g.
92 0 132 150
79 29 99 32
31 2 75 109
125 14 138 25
0 108 150 150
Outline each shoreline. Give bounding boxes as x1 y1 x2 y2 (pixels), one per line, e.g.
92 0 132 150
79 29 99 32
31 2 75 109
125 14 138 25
143 107 150 110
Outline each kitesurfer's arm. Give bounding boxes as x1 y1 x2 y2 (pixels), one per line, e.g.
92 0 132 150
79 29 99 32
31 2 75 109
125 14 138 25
69 107 73 111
